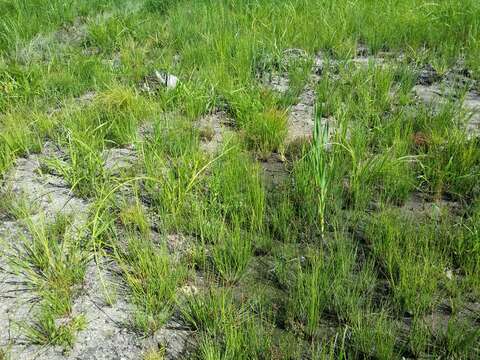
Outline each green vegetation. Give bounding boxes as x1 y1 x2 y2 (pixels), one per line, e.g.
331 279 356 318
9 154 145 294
118 237 186 334
1 0 479 358
10 214 88 347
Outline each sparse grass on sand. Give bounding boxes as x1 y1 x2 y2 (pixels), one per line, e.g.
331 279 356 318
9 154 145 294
1 0 480 358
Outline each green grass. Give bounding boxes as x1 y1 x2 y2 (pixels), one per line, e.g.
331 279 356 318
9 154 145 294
117 237 186 334
1 0 480 358
8 214 88 349
211 221 252 284
22 312 86 348
180 287 272 359
244 107 288 157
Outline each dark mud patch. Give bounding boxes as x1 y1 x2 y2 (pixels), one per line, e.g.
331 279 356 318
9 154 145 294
401 192 462 219
259 153 289 190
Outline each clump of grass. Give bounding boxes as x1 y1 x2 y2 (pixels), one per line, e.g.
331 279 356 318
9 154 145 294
43 88 147 198
310 330 348 360
181 287 235 334
432 317 480 358
181 288 272 359
143 347 165 360
22 312 86 348
419 129 480 201
287 251 330 337
44 130 105 198
10 214 87 348
0 112 42 156
15 214 87 298
54 85 147 151
0 110 56 177
93 86 146 146
283 55 314 104
444 204 480 296
309 113 334 236
364 210 443 315
0 141 14 178
84 10 151 55
245 107 287 156
407 318 432 357
117 238 186 334
293 131 340 234
394 255 440 316
211 221 252 284
268 191 299 243
208 146 265 232
144 0 179 14
142 115 206 226
350 311 397 359
314 64 418 209
118 199 151 238
0 190 36 220
282 236 376 337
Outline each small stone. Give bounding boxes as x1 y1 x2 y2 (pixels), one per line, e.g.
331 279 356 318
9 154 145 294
357 44 369 57
445 269 454 280
154 70 179 89
180 284 198 296
263 74 289 93
313 53 324 75
417 64 441 86
141 71 180 93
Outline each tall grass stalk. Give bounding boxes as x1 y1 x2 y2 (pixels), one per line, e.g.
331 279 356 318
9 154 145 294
310 110 333 237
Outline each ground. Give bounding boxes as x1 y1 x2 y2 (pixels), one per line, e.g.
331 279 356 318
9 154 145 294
1 0 480 359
